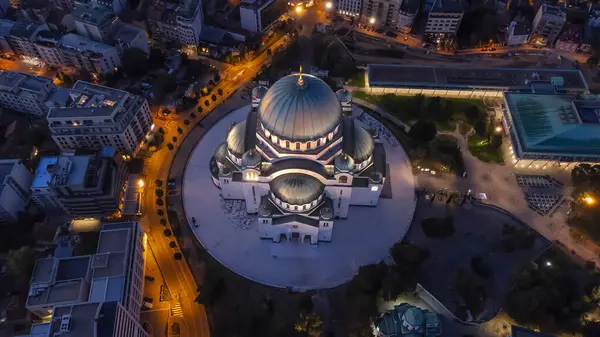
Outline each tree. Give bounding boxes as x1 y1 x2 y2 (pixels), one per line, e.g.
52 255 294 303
155 179 163 187
465 105 481 123
211 94 217 101
408 121 437 144
295 313 323 337
190 113 196 119
163 229 172 237
491 134 502 149
217 88 223 96
474 119 486 137
156 198 164 206
204 100 210 107
196 106 202 113
184 120 190 125
177 127 183 134
149 48 166 69
7 246 35 283
155 189 164 197
121 48 149 77
172 136 177 143
214 73 221 82
167 143 174 150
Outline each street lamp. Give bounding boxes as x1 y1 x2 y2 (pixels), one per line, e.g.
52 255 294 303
369 17 376 24
295 5 302 13
138 179 145 188
495 126 502 133
325 1 332 9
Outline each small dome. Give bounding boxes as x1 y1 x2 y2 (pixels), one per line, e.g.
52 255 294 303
259 202 272 217
214 142 228 164
335 89 352 104
259 73 341 142
370 172 383 184
320 207 333 220
270 174 324 206
402 307 425 329
252 86 268 100
241 150 261 168
351 126 374 162
334 154 354 172
226 121 246 156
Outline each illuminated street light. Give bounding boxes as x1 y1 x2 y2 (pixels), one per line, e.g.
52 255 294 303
325 1 332 9
369 17 376 24
495 126 502 133
545 261 552 267
584 194 596 205
295 5 302 13
138 179 145 188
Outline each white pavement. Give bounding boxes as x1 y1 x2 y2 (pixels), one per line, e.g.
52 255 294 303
182 105 416 290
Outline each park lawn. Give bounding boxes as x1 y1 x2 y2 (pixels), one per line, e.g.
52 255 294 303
467 134 504 163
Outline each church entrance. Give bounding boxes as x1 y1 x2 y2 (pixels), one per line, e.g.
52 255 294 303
291 232 300 240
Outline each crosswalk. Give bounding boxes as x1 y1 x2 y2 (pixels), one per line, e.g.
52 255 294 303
139 216 151 233
171 301 184 317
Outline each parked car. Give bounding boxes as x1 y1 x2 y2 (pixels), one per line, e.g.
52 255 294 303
143 297 153 303
142 301 153 309
144 275 155 281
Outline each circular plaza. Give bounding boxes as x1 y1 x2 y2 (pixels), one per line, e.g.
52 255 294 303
182 75 415 290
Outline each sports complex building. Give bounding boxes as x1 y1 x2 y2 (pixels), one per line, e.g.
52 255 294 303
365 64 589 98
364 64 600 166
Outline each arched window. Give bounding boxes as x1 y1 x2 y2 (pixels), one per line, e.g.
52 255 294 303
285 141 290 148
294 206 298 211
316 139 321 147
338 176 348 184
296 142 300 150
307 142 311 149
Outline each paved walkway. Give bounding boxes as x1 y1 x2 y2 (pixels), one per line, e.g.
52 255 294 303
179 105 416 290
366 104 600 267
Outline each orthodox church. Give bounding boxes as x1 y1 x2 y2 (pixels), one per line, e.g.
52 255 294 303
210 69 387 244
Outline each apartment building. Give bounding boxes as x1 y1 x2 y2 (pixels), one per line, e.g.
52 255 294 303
112 24 149 56
338 0 361 17
26 221 145 321
424 0 464 36
530 4 566 46
362 0 401 29
148 0 203 46
72 3 120 43
88 0 128 14
47 82 152 156
0 159 32 222
0 19 14 54
32 148 128 216
58 33 120 75
50 0 74 12
0 71 56 116
34 30 63 67
30 156 62 211
397 0 419 32
239 0 285 33
9 20 49 59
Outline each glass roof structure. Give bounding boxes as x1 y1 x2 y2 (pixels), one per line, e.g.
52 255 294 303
504 93 600 158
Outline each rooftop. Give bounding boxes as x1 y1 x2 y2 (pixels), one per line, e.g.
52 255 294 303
430 0 463 13
72 3 116 25
0 71 53 96
367 64 588 91
113 24 144 44
47 81 130 119
505 93 600 157
540 4 565 18
47 301 118 337
58 33 115 56
10 20 46 39
0 159 16 187
27 256 90 308
31 156 58 188
512 21 531 36
0 19 15 37
557 24 582 43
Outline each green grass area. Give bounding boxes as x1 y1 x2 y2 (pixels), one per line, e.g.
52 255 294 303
458 121 472 135
467 134 504 163
346 71 366 88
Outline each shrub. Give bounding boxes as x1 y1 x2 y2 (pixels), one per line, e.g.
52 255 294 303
470 256 492 279
421 216 455 238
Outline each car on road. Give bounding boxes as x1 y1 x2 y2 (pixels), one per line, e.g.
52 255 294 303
167 179 176 189
144 275 155 281
143 297 153 303
142 301 153 309
375 28 385 34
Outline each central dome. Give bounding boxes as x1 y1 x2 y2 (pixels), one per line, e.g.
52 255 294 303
259 73 342 142
270 173 324 205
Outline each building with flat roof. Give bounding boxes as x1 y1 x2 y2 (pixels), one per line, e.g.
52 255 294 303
47 81 153 156
0 70 56 116
337 0 361 18
361 0 401 29
9 20 49 60
555 24 582 53
502 92 600 164
0 19 15 54
366 64 589 98
30 156 62 212
506 20 531 46
30 148 128 217
26 221 145 322
88 0 128 14
72 3 120 43
424 0 464 36
147 0 203 46
33 301 147 337
112 23 149 56
240 0 285 33
58 33 120 75
0 159 32 222
530 4 566 47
